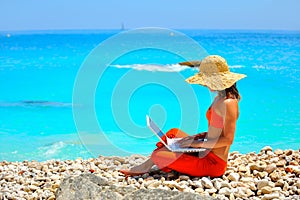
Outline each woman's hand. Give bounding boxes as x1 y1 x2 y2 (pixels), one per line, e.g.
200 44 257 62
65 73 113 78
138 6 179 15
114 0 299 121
177 135 199 148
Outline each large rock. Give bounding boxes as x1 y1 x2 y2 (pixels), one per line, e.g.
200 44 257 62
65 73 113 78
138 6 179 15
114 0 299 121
56 173 215 200
55 173 112 200
123 188 213 200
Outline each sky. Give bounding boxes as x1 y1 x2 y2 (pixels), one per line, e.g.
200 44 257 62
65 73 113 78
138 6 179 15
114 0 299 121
0 0 300 31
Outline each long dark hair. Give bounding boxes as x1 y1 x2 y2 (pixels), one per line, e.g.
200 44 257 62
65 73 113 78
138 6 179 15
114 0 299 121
219 83 241 101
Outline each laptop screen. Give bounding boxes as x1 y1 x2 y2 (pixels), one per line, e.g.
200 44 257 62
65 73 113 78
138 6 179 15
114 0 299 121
146 115 164 139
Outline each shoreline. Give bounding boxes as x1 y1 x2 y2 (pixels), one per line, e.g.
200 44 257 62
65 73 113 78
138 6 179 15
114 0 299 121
0 146 299 200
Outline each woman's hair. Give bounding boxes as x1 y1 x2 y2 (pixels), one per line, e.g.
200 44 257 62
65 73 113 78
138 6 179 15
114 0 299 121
219 83 241 101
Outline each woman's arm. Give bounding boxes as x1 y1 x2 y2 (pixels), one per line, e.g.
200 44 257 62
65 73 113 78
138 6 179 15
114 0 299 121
180 99 238 148
176 132 207 145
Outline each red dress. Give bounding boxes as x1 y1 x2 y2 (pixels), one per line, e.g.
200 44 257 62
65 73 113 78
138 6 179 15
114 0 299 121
150 107 227 177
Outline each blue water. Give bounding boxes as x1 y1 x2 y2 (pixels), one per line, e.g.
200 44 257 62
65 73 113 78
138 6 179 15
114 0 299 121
0 29 299 161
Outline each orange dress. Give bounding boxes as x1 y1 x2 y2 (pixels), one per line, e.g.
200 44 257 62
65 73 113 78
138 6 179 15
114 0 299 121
150 107 227 177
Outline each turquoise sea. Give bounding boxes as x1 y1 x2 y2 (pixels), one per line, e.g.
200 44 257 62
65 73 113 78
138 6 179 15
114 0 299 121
0 29 299 161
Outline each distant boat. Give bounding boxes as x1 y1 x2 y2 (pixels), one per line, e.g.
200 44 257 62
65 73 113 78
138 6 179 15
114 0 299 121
121 22 125 30
6 33 11 38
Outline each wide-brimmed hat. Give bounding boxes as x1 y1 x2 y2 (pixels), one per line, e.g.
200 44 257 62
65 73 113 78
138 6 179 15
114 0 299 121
185 55 246 90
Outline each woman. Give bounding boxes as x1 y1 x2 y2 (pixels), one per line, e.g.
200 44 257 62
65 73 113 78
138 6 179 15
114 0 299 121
120 55 246 177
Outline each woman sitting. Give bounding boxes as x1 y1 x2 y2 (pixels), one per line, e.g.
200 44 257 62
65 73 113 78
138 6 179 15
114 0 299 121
120 55 246 177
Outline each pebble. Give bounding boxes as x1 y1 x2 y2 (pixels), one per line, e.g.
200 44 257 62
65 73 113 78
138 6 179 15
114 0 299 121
201 177 213 189
250 163 266 172
274 149 283 155
179 175 190 181
206 188 217 194
238 165 248 173
261 192 280 200
213 180 221 190
261 186 273 194
220 181 231 189
257 179 269 190
195 187 204 193
219 187 232 196
261 146 273 152
228 172 240 182
276 159 287 167
269 171 281 182
265 164 277 174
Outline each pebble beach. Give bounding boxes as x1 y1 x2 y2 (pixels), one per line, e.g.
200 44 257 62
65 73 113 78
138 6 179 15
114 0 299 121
1 146 299 200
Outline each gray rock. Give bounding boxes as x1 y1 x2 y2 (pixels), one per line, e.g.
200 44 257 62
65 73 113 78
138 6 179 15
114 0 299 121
108 185 136 196
99 191 123 200
123 188 214 200
175 191 213 200
56 173 214 200
55 173 109 200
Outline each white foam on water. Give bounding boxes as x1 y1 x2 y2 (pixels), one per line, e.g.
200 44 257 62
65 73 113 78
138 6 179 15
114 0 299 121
110 64 191 72
230 65 245 69
111 63 247 72
252 65 289 71
39 141 66 157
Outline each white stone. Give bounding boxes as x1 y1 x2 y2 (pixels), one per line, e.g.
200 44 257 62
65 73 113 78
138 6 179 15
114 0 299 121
274 149 283 155
195 187 204 193
269 157 279 163
266 151 275 157
175 183 187 191
261 146 273 152
179 175 190 181
228 172 240 182
257 179 270 190
220 181 231 188
163 180 177 189
240 177 253 183
271 187 282 192
183 187 194 193
261 192 280 200
248 182 257 191
201 177 213 189
146 180 160 188
28 185 39 191
205 188 217 194
219 187 232 196
192 181 203 188
138 178 143 184
264 163 276 174
233 187 247 198
213 180 222 190
261 186 272 194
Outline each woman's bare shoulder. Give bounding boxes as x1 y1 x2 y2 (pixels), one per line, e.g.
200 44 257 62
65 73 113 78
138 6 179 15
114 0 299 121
224 98 238 106
218 98 238 115
224 98 239 117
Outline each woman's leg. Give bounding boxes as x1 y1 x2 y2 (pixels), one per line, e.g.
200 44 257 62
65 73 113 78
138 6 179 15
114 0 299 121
119 128 190 176
151 148 227 177
119 158 155 176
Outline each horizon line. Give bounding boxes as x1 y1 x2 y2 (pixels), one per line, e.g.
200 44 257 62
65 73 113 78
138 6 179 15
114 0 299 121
1 27 300 34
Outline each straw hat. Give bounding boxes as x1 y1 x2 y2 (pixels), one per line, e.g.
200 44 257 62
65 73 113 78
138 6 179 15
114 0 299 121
185 55 246 90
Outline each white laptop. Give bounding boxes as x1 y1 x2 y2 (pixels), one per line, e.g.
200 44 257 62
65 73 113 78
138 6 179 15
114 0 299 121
146 115 206 153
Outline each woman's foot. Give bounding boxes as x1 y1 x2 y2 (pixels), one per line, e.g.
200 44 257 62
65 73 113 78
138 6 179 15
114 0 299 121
119 158 154 176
